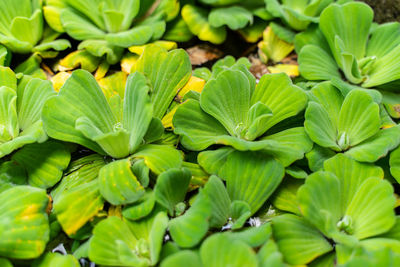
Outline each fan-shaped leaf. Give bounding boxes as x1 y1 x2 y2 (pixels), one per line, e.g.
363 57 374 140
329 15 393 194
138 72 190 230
345 125 400 162
134 45 191 119
272 214 333 265
337 89 380 147
12 141 70 189
251 73 308 134
154 168 191 216
209 6 253 30
200 69 251 137
173 99 230 151
132 144 183 175
122 72 152 153
169 194 211 248
98 158 145 205
200 234 258 267
122 190 155 221
181 5 226 44
161 250 202 267
54 180 103 236
33 253 80 267
298 44 340 80
220 151 284 214
297 171 341 236
319 2 373 64
42 70 115 155
324 154 384 212
0 186 50 259
88 216 149 266
345 177 396 240
201 175 231 228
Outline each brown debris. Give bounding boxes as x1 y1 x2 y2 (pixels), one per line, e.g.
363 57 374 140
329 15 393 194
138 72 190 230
186 44 223 66
281 53 298 66
248 54 269 80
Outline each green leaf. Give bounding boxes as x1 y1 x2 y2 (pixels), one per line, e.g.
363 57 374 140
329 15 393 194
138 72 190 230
324 154 384 212
257 238 285 267
309 82 343 127
209 6 253 30
161 250 202 267
271 178 303 215
182 4 227 44
272 214 333 265
78 39 124 65
132 144 183 175
154 168 191 216
200 69 251 137
60 9 106 40
338 89 380 147
173 99 230 151
390 146 400 183
106 25 155 47
363 44 400 88
89 216 150 266
11 141 70 188
319 2 373 65
306 144 336 172
54 180 103 236
366 22 400 59
33 39 71 53
297 171 341 236
98 158 145 205
0 86 18 144
300 42 341 79
163 17 194 43
0 258 12 267
201 175 231 228
32 253 80 267
42 69 115 155
198 147 234 176
17 77 56 130
305 102 340 150
251 72 308 135
260 127 313 167
219 151 284 214
123 72 152 154
228 222 273 248
169 194 211 248
10 9 43 48
0 66 17 90
131 158 150 187
345 125 400 162
0 160 27 193
134 45 191 119
345 177 396 240
0 186 49 259
52 155 105 235
123 190 155 221
229 200 251 229
200 233 258 267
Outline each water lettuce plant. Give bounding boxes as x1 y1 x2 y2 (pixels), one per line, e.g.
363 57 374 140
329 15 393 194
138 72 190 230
265 0 347 31
44 0 178 63
173 64 312 166
272 154 398 265
0 67 56 157
297 2 400 89
0 0 70 56
182 0 269 44
304 81 400 170
43 45 190 158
